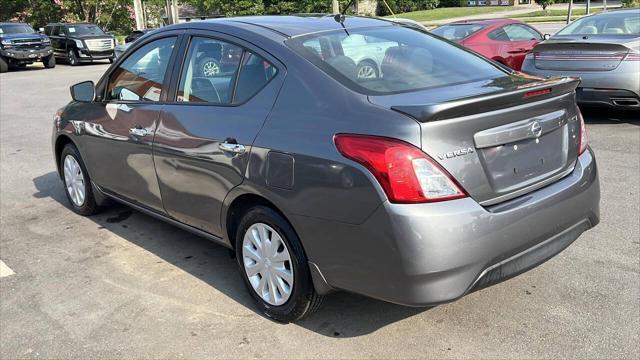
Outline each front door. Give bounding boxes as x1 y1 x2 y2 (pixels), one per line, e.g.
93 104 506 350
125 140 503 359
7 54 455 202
81 35 179 212
153 33 283 236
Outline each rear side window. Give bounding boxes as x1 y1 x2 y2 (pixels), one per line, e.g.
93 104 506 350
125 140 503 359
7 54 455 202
107 37 176 101
502 24 542 41
487 28 510 41
176 36 277 104
431 24 485 41
287 26 505 95
557 11 640 35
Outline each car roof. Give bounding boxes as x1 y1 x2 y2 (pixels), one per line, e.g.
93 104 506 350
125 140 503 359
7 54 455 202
0 22 29 26
46 22 99 26
175 15 395 38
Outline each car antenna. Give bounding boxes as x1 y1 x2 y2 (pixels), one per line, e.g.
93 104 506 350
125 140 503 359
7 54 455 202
334 0 356 35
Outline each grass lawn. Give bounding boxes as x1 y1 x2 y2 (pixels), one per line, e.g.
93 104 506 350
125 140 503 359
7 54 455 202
512 8 602 18
387 6 513 22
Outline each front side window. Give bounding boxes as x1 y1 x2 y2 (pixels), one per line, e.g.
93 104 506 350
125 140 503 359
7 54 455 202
177 37 277 104
288 26 505 95
502 24 542 41
557 11 640 36
107 37 176 102
431 24 485 41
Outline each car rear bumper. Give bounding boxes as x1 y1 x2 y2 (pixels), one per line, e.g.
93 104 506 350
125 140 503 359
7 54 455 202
521 60 640 109
295 148 600 306
1 47 53 62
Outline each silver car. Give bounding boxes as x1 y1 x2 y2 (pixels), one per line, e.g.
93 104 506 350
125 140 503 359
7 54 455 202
522 9 640 109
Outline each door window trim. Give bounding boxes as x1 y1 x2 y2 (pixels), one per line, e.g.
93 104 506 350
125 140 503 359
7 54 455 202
100 33 183 105
165 31 283 108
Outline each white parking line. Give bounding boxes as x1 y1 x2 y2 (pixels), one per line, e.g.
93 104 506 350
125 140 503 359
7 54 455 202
0 260 16 277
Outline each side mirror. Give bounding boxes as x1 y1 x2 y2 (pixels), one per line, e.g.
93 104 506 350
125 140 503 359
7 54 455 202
70 81 95 102
543 34 551 40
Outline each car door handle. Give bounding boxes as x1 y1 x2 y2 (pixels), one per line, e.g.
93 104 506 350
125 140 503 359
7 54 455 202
129 127 150 137
219 142 246 155
507 48 527 54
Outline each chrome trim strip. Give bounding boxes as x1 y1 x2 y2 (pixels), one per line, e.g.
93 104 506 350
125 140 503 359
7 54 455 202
474 110 569 149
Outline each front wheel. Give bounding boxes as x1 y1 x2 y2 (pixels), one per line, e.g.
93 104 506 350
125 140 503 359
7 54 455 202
68 49 79 66
60 144 100 216
357 60 379 79
235 206 323 322
43 54 56 68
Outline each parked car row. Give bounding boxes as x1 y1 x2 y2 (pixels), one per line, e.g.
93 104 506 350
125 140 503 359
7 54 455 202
429 9 639 110
1 21 134 73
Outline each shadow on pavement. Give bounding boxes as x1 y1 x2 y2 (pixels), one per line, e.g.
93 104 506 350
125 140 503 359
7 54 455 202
32 171 426 338
580 107 639 125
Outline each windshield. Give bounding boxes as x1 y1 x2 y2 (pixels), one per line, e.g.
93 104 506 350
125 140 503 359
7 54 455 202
66 25 106 36
556 11 640 36
0 24 36 35
431 24 485 41
287 26 505 95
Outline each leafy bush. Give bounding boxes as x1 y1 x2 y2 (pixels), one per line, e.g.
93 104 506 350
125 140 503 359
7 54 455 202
377 0 440 16
622 0 640 7
534 0 555 11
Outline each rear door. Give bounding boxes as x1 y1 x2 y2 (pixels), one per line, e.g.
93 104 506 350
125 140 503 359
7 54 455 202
154 31 284 236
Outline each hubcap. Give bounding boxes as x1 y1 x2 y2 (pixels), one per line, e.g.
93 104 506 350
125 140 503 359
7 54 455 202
202 61 220 77
242 223 294 306
69 51 75 64
63 155 86 207
357 64 377 79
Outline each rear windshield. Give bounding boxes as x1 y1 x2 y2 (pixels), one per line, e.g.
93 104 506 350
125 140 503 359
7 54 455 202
287 26 504 95
556 11 640 36
66 24 106 36
431 24 485 41
0 24 35 35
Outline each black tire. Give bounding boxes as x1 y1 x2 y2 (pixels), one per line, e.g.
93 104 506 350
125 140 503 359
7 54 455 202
197 57 221 77
235 206 323 322
0 56 8 73
68 49 79 66
356 60 379 79
43 54 56 68
60 143 100 216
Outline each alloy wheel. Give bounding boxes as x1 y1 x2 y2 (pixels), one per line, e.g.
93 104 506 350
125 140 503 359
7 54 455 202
202 61 220 77
242 223 294 306
63 155 86 207
357 64 377 79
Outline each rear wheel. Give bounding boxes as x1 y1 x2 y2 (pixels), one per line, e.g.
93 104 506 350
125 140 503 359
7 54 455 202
43 54 56 68
60 144 100 216
198 57 221 77
235 206 323 322
0 56 8 73
68 49 79 66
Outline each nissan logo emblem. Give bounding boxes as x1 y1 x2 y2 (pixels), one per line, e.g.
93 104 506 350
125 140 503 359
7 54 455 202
531 121 542 138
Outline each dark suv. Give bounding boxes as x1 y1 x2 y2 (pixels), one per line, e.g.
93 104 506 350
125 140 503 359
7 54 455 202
45 23 115 65
0 22 55 72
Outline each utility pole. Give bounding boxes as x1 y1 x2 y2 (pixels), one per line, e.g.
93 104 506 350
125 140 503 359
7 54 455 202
586 0 590 14
566 0 573 24
132 0 144 30
603 0 607 10
171 0 179 24
332 0 340 14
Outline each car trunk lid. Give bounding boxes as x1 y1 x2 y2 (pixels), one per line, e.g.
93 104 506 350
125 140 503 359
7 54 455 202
532 37 632 71
368 76 582 205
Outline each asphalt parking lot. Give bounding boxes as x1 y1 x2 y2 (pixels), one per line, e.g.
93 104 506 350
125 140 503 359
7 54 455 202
1 59 639 358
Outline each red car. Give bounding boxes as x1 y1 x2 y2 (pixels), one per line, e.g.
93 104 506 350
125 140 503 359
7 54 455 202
432 19 546 71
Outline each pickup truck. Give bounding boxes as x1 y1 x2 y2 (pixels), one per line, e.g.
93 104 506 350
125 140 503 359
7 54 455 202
0 22 55 73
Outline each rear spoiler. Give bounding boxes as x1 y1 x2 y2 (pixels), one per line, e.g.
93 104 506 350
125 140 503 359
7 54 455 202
391 77 580 123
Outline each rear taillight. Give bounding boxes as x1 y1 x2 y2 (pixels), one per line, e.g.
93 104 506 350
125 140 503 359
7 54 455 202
577 108 588 155
334 134 467 203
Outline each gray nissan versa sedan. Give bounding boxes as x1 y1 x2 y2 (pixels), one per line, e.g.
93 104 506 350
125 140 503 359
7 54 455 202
52 15 600 322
